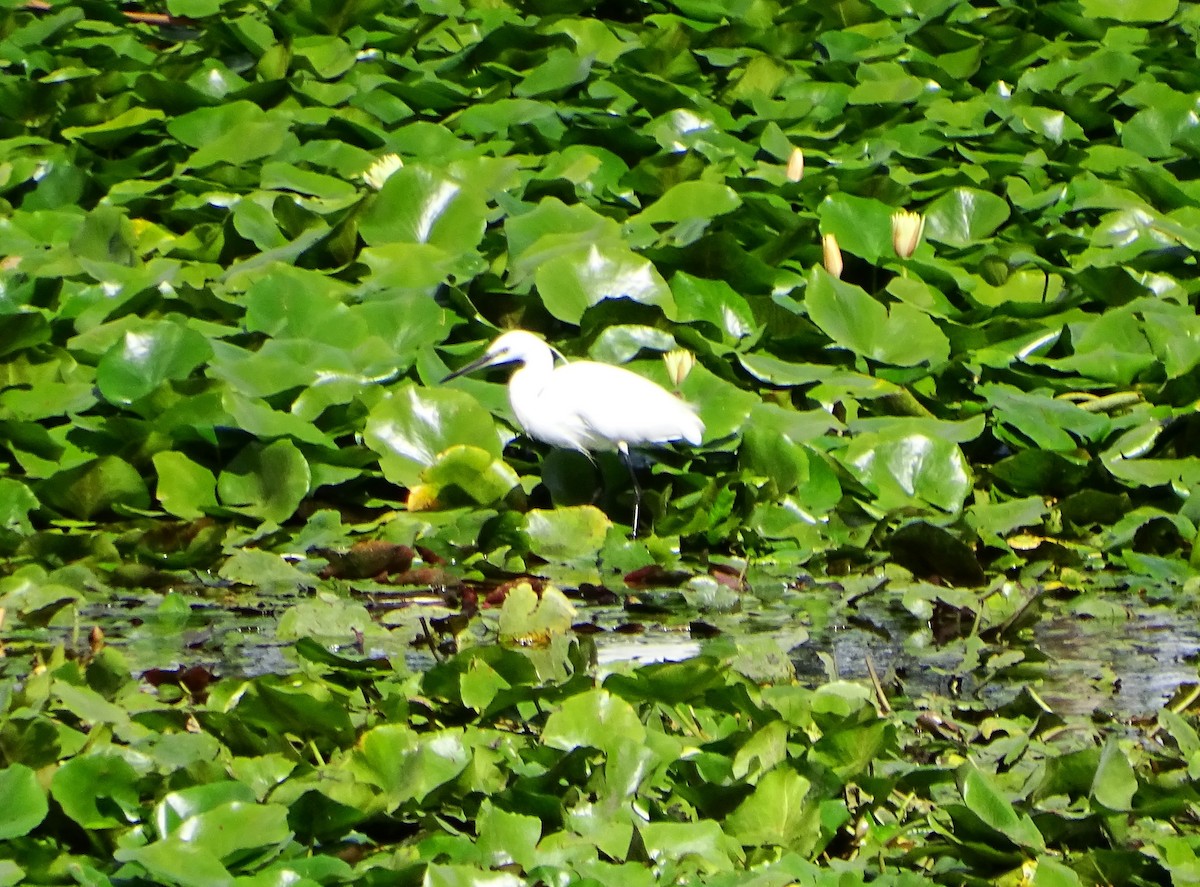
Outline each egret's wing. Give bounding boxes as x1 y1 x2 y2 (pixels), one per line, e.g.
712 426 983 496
555 362 703 447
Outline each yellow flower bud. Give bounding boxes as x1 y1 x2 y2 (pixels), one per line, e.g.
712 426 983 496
891 210 925 259
406 484 440 512
822 233 843 279
361 153 404 190
663 348 696 388
785 147 804 182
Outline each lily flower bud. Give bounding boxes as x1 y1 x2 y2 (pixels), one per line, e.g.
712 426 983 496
891 210 925 259
822 233 843 279
362 153 404 190
785 147 805 182
663 348 696 388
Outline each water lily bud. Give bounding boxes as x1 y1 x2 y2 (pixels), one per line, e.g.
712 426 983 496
822 233 843 279
785 147 805 182
891 210 925 259
362 153 403 190
406 484 440 512
663 348 696 387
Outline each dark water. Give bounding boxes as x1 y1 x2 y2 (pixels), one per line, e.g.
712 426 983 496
25 583 1200 718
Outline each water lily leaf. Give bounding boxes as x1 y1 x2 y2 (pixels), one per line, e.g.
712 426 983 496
524 506 610 565
50 753 141 830
291 34 357 79
219 549 314 595
423 445 519 505
96 320 212 404
670 272 757 342
0 479 39 535
1080 0 1177 21
358 165 488 253
967 270 1063 308
806 269 950 366
981 384 1111 450
630 180 741 226
276 599 378 642
535 241 676 324
543 688 645 754
154 783 257 838
261 161 359 202
365 384 502 488
1030 304 1156 386
167 101 291 168
498 582 576 645
848 61 927 105
243 269 358 341
638 821 743 870
38 456 150 520
153 452 218 520
1122 99 1200 158
844 432 972 513
209 339 353 398
477 800 542 871
588 325 676 364
924 187 1010 247
725 767 819 852
1091 738 1137 811
172 800 292 860
1104 456 1200 489
61 107 165 148
1010 104 1085 144
221 390 336 447
232 197 285 250
515 47 593 97
459 657 511 714
818 193 896 264
741 418 840 508
958 765 1046 851
1142 304 1200 378
217 439 311 523
355 724 471 807
167 0 222 14
116 840 232 887
506 199 619 281
990 450 1091 496
0 764 48 840
359 242 469 291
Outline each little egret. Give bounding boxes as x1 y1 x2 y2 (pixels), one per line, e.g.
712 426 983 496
443 330 704 532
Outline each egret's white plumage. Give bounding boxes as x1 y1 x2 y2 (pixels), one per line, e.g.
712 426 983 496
444 330 704 530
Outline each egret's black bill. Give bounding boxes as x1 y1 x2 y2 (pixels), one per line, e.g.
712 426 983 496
441 354 499 383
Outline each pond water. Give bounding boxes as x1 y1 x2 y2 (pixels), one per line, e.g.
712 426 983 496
21 580 1200 719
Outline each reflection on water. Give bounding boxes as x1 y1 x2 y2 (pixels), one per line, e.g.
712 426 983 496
39 587 1200 718
1034 609 1200 716
790 604 1200 717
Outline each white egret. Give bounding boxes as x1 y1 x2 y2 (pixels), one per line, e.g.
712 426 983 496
443 330 704 532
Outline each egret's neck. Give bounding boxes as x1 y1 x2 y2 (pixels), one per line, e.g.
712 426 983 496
507 347 555 418
511 347 555 387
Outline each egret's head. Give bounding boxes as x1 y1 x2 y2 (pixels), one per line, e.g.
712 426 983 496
442 330 554 381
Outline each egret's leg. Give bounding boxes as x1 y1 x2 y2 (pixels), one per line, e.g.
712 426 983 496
618 442 642 536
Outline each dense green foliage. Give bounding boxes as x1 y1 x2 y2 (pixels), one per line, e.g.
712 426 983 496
3 0 1200 580
5 618 1200 886
5 0 1200 883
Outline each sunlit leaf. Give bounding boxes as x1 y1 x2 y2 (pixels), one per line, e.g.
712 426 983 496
806 269 950 366
365 384 502 488
97 320 212 404
924 187 1011 247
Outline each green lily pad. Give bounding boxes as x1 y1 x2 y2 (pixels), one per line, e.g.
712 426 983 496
365 384 502 489
806 268 950 366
